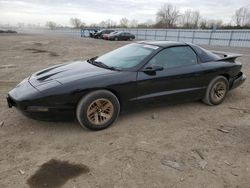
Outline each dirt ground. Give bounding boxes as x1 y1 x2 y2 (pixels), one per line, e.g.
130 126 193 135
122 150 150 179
0 33 249 188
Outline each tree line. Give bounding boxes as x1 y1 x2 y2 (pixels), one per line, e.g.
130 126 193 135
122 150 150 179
46 3 250 30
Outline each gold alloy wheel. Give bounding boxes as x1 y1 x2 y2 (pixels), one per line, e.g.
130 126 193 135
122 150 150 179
211 81 226 103
87 98 114 125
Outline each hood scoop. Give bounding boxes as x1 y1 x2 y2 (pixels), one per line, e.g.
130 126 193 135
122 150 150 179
37 71 66 81
36 64 65 76
28 60 112 87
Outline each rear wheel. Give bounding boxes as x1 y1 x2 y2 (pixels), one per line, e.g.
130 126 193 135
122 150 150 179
76 90 120 130
114 37 118 41
203 76 229 105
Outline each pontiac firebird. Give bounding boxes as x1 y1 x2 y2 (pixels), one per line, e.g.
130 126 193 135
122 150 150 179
7 41 246 130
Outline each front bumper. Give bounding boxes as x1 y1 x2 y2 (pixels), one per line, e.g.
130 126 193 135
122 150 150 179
230 72 246 90
7 80 74 121
7 95 15 108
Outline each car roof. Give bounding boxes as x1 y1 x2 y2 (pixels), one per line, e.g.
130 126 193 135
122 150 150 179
99 29 114 32
108 31 117 34
138 41 186 48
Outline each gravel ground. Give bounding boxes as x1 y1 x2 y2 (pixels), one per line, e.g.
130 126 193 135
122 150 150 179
0 33 249 188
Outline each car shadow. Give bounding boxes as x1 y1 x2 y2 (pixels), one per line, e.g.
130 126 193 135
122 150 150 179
27 99 202 131
26 94 239 132
119 99 202 117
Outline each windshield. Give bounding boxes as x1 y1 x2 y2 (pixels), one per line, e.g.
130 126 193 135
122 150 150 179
95 43 157 69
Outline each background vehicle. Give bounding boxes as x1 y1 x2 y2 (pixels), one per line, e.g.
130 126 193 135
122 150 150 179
0 30 17 33
94 29 115 39
89 29 99 38
102 31 118 40
108 32 135 41
7 41 246 130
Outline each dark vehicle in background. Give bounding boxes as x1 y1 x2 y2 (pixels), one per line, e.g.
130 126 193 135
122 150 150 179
7 41 246 131
89 29 99 38
0 30 17 33
94 29 115 39
108 32 135 41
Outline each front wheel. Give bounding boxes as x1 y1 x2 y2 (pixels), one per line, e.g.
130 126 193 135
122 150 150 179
202 76 229 106
76 90 120 130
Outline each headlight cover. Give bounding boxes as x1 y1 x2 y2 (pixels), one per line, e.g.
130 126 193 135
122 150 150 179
16 77 29 87
35 80 62 91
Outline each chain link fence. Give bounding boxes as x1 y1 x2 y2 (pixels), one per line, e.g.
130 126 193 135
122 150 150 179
113 28 250 48
3 27 250 48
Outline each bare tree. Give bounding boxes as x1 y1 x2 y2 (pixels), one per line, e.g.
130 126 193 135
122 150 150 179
197 18 223 29
129 19 138 28
199 19 207 29
180 10 201 28
89 23 98 28
99 21 106 28
192 11 200 29
138 19 154 28
205 19 223 29
17 23 25 28
156 3 180 28
99 19 116 28
180 10 191 28
145 19 154 27
46 21 57 30
120 17 129 28
70 18 84 28
232 7 250 27
105 19 116 28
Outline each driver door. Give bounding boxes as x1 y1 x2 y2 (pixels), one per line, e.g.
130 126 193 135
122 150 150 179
119 33 125 40
136 46 206 103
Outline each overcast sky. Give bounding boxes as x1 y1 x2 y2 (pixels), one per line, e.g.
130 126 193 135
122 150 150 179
0 0 250 26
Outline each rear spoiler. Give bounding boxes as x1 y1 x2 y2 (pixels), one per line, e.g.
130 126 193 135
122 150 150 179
211 50 242 62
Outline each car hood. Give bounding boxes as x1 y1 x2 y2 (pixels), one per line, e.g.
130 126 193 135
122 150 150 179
29 60 113 87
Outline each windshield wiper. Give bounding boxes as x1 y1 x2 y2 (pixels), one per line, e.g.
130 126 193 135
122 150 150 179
87 56 98 63
94 61 121 71
87 58 121 71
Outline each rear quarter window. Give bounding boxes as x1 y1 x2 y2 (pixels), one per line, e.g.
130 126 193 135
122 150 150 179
189 44 220 62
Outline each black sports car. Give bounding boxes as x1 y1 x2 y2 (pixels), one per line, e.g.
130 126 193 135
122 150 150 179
7 41 246 130
108 32 135 41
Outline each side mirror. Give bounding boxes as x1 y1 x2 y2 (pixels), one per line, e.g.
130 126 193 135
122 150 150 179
143 66 164 72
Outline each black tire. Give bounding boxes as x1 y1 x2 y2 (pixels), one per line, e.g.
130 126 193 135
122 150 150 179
114 37 118 41
202 76 229 106
129 37 133 41
76 90 120 130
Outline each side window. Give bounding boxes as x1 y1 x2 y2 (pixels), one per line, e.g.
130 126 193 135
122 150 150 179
147 46 197 69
